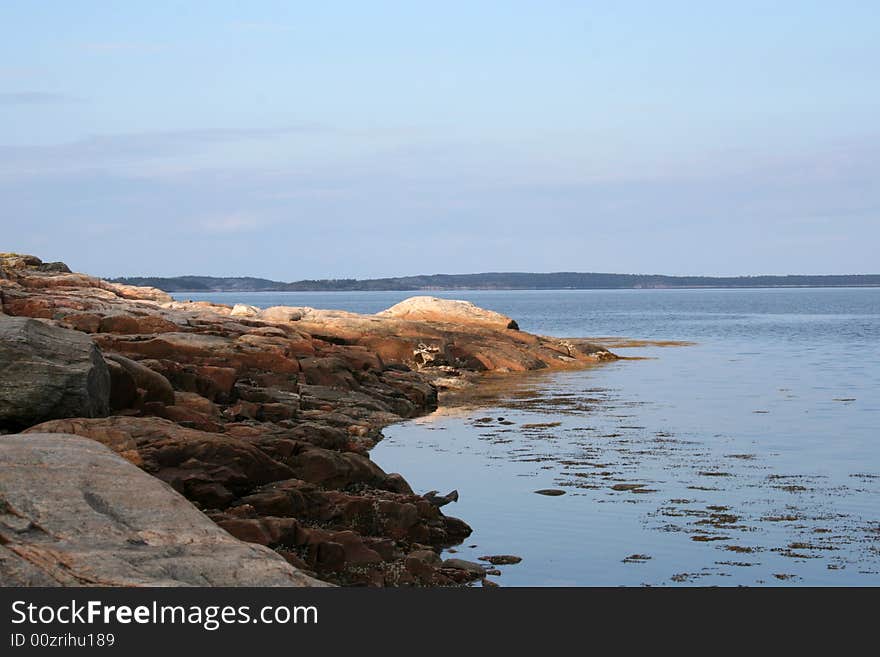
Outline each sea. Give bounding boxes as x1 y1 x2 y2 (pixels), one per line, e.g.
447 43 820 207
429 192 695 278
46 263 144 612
181 288 880 586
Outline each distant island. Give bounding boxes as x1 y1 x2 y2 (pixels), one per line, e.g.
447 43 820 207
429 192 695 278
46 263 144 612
109 272 880 292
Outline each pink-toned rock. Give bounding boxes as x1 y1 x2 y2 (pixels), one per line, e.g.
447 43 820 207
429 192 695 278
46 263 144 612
378 295 520 329
173 391 220 416
59 312 102 333
102 281 173 303
22 418 143 466
98 313 179 334
149 403 225 432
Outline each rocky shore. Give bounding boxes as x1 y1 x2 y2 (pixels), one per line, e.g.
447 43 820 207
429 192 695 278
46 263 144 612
0 253 615 587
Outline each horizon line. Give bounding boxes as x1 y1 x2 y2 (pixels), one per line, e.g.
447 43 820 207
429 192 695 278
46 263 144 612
109 271 880 283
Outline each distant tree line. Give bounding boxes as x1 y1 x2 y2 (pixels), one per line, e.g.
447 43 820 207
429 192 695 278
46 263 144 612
110 272 880 293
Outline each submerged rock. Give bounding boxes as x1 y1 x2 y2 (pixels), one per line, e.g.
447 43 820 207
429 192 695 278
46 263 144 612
534 488 566 496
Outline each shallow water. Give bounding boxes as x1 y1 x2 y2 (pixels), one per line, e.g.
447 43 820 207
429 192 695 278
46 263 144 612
187 288 880 586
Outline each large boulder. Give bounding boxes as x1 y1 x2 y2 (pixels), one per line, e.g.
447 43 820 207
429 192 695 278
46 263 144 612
0 316 110 431
0 433 326 586
377 296 520 330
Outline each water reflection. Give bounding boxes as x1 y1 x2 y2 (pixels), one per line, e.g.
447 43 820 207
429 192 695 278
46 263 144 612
376 348 880 586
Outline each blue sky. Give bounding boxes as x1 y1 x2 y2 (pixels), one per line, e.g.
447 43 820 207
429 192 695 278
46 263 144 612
1 1 878 278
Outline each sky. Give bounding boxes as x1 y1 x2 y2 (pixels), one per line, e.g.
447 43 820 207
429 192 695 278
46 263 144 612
1 1 878 279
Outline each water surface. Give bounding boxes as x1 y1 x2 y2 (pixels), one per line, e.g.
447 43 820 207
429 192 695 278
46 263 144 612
186 288 880 585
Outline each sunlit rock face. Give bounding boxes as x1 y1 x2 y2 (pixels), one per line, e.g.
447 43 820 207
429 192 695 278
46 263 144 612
378 295 520 330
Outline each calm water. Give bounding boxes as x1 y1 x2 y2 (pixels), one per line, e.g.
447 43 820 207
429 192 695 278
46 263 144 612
185 289 880 586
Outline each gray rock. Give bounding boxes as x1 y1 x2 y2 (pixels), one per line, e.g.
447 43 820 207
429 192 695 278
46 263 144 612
0 317 110 431
37 261 72 273
0 433 327 586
